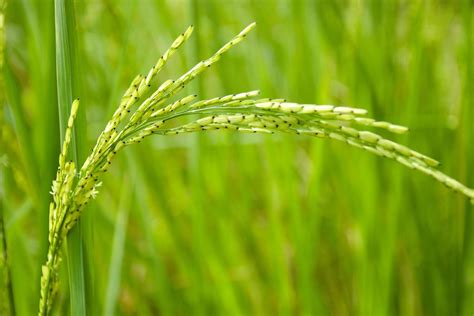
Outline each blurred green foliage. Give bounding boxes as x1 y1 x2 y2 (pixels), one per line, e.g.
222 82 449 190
1 0 473 315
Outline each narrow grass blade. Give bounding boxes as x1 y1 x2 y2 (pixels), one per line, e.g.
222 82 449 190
103 178 132 316
54 0 86 314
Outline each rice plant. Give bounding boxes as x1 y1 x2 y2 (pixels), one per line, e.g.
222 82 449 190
37 21 474 315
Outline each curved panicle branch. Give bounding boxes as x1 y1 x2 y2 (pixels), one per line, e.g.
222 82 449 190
39 22 474 316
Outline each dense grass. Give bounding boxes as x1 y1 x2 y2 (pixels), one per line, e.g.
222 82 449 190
2 0 473 315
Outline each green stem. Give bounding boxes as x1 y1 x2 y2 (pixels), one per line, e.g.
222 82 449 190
0 0 15 314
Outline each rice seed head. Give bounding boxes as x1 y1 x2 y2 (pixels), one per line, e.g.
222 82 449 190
42 21 474 316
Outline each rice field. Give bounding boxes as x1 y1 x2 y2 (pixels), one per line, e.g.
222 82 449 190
1 0 474 315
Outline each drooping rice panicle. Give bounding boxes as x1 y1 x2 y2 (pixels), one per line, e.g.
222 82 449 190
39 21 474 316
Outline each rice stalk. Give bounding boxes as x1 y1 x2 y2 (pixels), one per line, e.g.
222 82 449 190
38 22 474 316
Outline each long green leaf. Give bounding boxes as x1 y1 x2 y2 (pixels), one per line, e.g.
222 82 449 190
54 0 86 314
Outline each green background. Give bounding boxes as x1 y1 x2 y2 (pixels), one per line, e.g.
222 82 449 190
2 0 474 315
